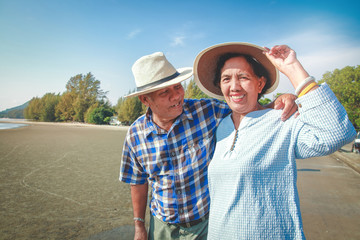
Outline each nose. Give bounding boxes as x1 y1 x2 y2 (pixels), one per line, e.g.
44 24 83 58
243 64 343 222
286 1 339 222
230 78 242 91
170 86 183 101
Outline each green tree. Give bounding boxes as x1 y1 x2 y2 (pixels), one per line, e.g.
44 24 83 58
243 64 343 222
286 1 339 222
115 97 125 116
117 96 143 125
184 79 210 99
318 65 360 129
65 72 107 122
85 102 114 125
259 97 272 106
24 93 61 121
40 93 61 122
24 97 42 120
55 92 77 122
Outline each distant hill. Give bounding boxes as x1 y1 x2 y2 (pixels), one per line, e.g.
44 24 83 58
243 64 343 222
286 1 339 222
0 101 29 119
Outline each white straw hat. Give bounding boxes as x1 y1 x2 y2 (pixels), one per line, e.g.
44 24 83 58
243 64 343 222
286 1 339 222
194 42 279 100
126 52 193 98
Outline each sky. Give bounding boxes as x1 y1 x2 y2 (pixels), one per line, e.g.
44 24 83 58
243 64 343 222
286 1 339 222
1 0 360 111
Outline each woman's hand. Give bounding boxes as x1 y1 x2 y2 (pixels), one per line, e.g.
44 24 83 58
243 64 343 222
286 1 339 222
263 45 297 73
264 45 310 89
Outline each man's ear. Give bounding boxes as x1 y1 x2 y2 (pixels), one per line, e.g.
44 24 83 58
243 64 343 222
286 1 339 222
139 95 149 107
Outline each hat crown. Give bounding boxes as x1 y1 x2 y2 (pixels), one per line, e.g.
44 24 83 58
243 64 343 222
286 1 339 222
132 52 178 88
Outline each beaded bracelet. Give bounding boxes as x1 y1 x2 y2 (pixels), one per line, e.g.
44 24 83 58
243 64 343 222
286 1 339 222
295 76 315 96
298 82 318 98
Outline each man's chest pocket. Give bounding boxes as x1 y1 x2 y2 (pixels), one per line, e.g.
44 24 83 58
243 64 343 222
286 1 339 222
180 137 213 167
140 150 173 179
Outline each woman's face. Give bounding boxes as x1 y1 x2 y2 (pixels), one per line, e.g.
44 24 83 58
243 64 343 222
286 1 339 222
220 56 266 116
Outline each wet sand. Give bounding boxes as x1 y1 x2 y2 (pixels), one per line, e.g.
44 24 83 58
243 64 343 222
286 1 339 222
0 122 135 239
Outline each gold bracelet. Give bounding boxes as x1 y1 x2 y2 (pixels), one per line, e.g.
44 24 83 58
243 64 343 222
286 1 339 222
298 82 317 98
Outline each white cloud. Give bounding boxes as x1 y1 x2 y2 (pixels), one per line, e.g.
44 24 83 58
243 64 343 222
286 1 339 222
171 36 186 46
265 26 360 98
127 29 142 39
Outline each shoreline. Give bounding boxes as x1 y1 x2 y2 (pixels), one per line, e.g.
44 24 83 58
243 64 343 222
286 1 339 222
0 118 130 131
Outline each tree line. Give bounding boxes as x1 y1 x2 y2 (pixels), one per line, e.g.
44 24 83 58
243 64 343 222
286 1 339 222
24 73 114 124
24 66 360 129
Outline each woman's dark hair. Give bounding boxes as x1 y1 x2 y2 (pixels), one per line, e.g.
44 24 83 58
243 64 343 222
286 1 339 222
213 53 272 100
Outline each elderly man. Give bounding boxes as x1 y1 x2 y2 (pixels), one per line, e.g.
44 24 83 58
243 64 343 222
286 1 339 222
119 52 297 240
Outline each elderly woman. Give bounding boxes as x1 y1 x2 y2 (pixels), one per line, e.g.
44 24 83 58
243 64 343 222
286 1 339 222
193 43 356 239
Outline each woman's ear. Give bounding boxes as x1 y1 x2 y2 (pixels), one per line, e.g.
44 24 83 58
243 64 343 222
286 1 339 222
258 77 266 93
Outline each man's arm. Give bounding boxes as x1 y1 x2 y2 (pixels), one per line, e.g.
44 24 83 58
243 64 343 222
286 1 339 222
131 183 148 240
266 93 298 121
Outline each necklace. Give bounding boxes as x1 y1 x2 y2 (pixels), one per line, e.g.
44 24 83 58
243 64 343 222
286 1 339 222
230 129 239 151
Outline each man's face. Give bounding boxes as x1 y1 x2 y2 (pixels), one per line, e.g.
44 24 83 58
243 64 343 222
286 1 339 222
141 83 185 126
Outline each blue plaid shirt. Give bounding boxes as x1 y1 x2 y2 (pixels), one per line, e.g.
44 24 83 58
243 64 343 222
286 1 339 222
119 98 231 223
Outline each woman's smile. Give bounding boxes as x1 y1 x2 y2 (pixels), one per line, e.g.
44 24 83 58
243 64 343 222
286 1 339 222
230 94 245 102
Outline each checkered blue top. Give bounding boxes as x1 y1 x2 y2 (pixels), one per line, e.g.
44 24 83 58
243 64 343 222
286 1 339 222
119 98 230 223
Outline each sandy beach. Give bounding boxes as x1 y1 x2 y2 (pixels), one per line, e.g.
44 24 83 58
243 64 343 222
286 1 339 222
1 121 359 239
0 122 135 239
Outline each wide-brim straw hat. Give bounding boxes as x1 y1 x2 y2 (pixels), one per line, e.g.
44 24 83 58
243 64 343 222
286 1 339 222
126 52 193 98
193 42 279 100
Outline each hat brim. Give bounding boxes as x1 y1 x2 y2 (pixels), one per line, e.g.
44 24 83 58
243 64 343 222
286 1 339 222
125 67 193 98
194 42 279 100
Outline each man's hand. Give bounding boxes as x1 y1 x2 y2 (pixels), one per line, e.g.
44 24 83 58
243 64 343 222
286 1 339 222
134 222 147 240
272 93 298 121
131 183 148 240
